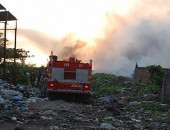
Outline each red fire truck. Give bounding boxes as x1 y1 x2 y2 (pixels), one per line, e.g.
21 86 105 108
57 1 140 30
46 53 92 102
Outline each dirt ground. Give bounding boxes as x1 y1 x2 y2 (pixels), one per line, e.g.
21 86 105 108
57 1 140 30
0 99 106 130
1 91 169 130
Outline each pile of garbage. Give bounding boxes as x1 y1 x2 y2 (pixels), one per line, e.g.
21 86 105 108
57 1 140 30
0 76 169 130
0 79 44 123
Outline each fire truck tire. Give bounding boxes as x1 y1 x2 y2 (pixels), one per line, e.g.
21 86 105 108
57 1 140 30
47 91 56 101
81 94 90 103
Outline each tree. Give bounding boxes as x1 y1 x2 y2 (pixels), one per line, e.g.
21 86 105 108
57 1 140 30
7 63 30 84
147 65 164 86
0 33 34 84
0 32 33 64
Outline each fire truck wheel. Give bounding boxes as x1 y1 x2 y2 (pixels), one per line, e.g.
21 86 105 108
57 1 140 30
81 94 90 103
47 91 56 101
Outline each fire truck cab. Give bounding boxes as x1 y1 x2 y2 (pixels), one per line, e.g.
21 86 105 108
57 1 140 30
46 54 92 102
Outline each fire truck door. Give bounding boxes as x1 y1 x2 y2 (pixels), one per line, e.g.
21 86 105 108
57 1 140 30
51 68 64 80
76 69 88 82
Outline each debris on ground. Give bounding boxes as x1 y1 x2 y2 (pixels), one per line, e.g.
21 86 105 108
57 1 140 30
0 78 170 130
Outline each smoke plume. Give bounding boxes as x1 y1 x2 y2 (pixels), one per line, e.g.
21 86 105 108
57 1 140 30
90 0 170 76
17 0 170 76
58 40 87 59
17 28 57 53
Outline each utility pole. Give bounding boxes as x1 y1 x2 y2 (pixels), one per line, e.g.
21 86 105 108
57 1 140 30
3 20 7 80
13 20 17 85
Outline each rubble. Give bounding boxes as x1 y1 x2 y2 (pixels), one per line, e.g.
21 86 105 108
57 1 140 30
0 78 170 130
0 95 5 104
100 123 116 130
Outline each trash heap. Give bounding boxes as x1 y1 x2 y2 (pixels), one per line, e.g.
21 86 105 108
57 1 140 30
93 74 170 130
0 79 43 123
0 74 169 130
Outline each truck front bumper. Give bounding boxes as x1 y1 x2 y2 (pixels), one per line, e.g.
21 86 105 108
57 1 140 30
47 89 91 94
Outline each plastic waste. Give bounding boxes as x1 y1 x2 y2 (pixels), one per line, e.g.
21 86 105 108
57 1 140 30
18 106 28 112
13 95 23 101
0 96 5 104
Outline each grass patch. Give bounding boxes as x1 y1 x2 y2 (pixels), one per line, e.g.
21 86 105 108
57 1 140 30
137 103 170 112
92 85 123 97
145 84 161 94
153 111 168 118
92 73 131 97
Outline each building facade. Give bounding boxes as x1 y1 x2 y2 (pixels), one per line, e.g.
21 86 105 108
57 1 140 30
134 63 170 84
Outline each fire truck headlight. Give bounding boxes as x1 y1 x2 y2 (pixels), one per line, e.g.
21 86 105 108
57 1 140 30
50 83 54 87
85 85 88 89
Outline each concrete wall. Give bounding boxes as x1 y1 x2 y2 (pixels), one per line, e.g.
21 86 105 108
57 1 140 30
134 64 170 84
161 73 170 103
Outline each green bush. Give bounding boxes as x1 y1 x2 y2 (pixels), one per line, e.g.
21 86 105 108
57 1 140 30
146 84 161 94
7 64 31 85
5 63 44 85
91 72 163 98
93 85 123 97
147 65 164 86
92 73 117 91
92 73 130 97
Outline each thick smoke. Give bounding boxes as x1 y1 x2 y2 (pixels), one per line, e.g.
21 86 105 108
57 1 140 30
90 0 170 76
17 0 170 77
17 29 88 61
58 40 87 59
17 28 57 53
